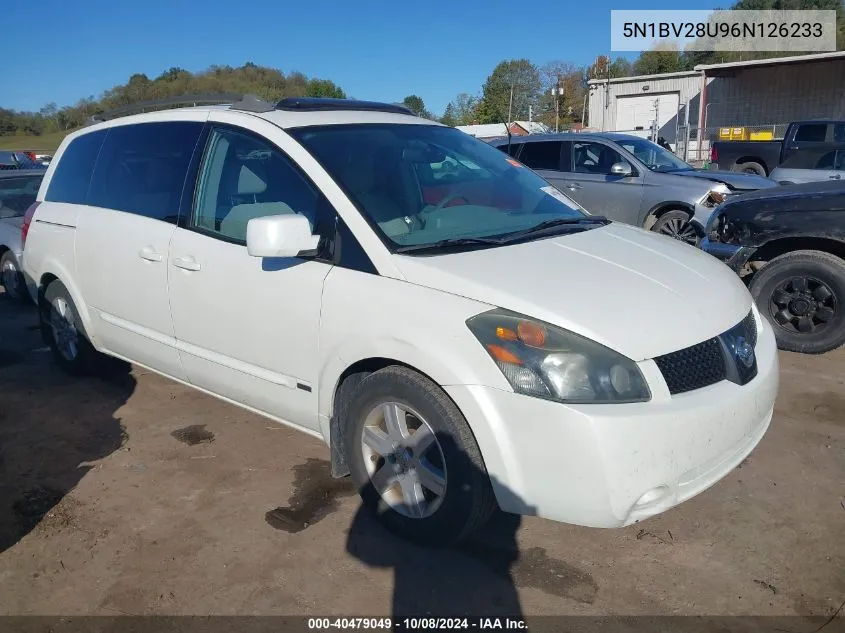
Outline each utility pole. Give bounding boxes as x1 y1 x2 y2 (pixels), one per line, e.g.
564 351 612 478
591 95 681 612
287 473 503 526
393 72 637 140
550 76 563 133
507 77 515 127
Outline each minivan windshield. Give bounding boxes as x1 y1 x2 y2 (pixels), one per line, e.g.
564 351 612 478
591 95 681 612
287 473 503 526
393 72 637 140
617 138 691 173
292 124 598 252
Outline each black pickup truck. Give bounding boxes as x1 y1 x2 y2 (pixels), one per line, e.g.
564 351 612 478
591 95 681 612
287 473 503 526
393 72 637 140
701 180 845 354
710 120 845 177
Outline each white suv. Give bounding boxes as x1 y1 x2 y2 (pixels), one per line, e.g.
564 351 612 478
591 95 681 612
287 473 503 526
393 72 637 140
22 96 779 544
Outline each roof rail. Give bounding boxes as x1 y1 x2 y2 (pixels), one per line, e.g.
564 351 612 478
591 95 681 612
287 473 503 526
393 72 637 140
275 97 415 116
229 94 276 113
83 93 244 126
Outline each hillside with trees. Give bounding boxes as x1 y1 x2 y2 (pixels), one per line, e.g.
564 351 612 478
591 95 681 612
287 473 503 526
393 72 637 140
0 62 345 139
1 0 842 146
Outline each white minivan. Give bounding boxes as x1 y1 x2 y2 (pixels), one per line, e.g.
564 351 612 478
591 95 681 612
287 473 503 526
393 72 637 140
22 97 779 544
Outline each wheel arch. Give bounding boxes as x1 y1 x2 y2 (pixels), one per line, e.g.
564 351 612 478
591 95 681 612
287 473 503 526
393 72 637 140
36 266 98 347
643 201 695 230
749 236 845 268
322 352 506 482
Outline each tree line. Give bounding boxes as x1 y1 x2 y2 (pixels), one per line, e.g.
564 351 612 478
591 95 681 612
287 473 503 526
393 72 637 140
2 0 842 138
0 62 345 137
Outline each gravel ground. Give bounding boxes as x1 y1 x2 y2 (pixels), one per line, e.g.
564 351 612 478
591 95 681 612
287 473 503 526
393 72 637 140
0 288 843 624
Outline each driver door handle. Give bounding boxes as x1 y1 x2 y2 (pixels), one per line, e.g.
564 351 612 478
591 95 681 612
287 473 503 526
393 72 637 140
138 246 163 262
566 183 583 191
173 256 202 272
829 174 841 180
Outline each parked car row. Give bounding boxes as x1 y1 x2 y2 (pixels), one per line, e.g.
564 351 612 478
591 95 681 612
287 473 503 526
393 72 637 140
0 169 45 301
489 133 777 245
483 129 845 354
9 96 780 546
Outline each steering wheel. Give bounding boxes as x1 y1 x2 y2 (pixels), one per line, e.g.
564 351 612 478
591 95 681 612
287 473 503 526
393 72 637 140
432 194 470 211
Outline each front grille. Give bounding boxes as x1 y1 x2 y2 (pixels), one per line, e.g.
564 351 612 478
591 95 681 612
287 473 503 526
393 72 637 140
653 310 757 395
741 310 758 347
654 337 726 395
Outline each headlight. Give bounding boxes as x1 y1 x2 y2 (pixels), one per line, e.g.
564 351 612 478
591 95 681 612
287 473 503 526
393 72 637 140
700 189 726 208
467 309 650 404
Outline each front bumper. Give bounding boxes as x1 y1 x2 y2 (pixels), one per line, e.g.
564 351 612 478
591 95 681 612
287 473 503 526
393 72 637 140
445 317 779 528
700 238 756 273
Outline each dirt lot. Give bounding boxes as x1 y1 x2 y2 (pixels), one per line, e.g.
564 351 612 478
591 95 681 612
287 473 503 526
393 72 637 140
0 288 843 623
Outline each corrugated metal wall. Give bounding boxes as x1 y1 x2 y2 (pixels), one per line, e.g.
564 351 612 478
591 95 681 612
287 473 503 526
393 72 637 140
704 59 845 133
588 73 701 142
588 58 845 144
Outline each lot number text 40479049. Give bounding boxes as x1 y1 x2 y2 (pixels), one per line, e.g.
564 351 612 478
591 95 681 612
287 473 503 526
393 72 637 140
307 617 528 630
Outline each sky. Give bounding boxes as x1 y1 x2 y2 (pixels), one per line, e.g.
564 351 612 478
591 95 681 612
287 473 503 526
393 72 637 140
1 0 721 117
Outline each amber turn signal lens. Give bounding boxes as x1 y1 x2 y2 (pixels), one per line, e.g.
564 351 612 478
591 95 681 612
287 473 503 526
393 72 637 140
496 327 518 341
486 344 523 365
517 321 547 347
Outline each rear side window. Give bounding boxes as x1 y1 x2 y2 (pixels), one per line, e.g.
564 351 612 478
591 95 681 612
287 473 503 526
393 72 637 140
518 141 563 170
793 124 827 143
0 174 43 217
88 122 203 223
44 130 106 204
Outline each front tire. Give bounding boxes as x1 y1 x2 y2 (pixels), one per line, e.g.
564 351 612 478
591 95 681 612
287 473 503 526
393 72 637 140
651 210 699 246
749 250 845 354
344 366 495 546
41 280 100 374
1 251 27 302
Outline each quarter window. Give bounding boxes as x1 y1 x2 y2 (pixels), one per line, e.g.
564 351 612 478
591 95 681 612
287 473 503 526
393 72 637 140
87 122 203 222
518 141 563 171
192 127 323 244
44 130 107 205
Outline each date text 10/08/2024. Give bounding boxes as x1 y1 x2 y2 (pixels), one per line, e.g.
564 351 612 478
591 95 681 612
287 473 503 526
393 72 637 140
308 618 528 630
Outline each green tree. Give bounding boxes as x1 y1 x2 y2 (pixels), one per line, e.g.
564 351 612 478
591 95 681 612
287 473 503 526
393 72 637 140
401 95 433 118
633 45 687 75
440 102 458 126
305 79 346 98
477 59 542 123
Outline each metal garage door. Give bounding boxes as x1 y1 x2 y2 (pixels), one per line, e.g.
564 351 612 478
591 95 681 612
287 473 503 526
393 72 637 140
615 93 680 142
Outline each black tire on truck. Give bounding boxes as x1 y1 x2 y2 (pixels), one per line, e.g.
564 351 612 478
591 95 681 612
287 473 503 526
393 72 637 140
749 250 845 354
736 161 767 177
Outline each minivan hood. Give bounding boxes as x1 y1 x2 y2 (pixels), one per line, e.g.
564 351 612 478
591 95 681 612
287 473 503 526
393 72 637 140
393 223 751 361
676 169 777 191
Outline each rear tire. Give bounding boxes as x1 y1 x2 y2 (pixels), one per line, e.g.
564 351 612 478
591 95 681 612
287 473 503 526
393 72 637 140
41 280 100 375
651 210 699 246
749 250 845 354
736 161 766 177
344 366 496 546
1 251 27 303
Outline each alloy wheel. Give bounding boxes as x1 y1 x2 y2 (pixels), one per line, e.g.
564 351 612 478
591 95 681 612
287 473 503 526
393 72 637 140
658 217 699 245
49 296 79 361
770 275 837 334
1 258 21 299
360 402 447 519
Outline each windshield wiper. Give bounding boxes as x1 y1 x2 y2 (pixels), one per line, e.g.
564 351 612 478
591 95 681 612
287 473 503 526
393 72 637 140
394 236 504 254
498 216 609 242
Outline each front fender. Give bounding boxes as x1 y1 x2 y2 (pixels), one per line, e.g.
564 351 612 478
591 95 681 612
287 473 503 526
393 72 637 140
317 266 512 429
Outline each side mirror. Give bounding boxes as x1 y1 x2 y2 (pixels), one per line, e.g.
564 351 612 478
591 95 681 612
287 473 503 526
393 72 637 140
610 162 633 177
246 214 320 258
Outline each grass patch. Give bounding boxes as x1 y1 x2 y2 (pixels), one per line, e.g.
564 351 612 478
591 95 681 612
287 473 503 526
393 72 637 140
0 129 74 152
